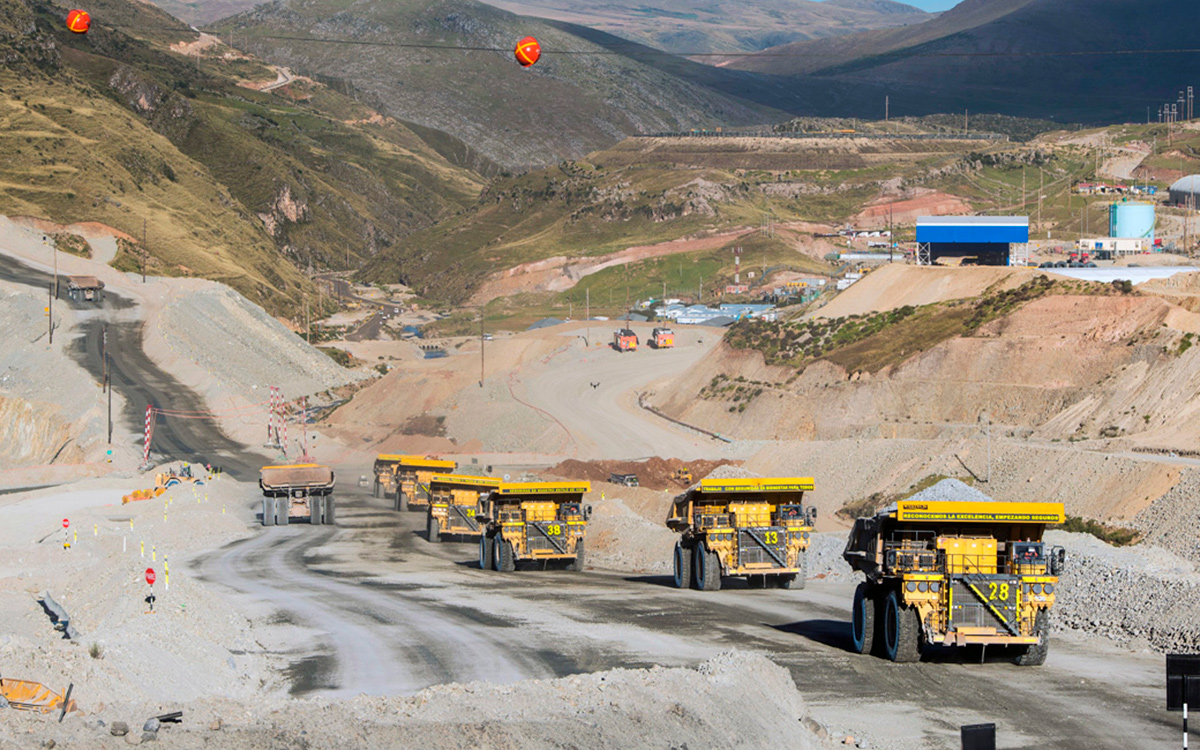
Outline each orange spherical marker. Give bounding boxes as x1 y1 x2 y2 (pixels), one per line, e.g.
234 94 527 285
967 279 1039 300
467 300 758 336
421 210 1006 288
514 36 540 67
66 9 91 34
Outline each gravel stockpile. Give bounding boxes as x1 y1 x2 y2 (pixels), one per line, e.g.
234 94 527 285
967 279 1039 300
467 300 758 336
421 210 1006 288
1134 469 1200 565
160 286 365 402
903 477 995 505
1049 529 1200 652
807 532 854 582
3 652 826 750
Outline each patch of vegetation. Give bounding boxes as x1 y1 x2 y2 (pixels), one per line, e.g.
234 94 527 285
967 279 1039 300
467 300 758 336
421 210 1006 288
88 642 103 659
51 232 90 258
1054 516 1140 547
400 414 446 438
1176 333 1194 356
317 346 357 369
699 374 770 411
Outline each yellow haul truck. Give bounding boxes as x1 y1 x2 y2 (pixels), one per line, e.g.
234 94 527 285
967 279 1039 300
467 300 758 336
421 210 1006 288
372 454 407 499
260 463 336 526
426 474 502 542
391 456 457 512
842 499 1067 665
666 477 817 591
477 481 592 572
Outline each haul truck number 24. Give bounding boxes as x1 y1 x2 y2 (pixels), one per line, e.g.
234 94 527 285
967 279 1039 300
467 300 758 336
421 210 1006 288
842 499 1067 665
426 474 502 542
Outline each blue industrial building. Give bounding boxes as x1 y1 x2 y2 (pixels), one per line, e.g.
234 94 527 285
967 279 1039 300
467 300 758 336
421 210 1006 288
915 216 1029 266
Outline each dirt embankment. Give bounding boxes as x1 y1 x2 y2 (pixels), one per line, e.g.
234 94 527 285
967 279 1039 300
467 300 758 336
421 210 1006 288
547 457 739 490
659 291 1200 524
811 263 1040 319
852 191 971 228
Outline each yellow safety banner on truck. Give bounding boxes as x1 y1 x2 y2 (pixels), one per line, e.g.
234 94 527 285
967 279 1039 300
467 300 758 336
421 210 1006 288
397 458 457 471
497 481 591 495
430 474 503 488
896 501 1065 523
699 477 815 493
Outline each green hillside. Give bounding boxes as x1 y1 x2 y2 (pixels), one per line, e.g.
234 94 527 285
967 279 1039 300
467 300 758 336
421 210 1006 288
0 0 484 314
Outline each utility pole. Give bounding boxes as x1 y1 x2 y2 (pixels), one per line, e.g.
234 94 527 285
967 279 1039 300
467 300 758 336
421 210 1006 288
1022 169 1026 212
885 95 889 122
888 206 894 263
50 235 58 300
964 108 969 135
585 288 590 346
479 314 485 388
142 218 147 283
1038 168 1044 233
107 369 112 444
304 291 310 344
102 324 108 393
47 282 53 345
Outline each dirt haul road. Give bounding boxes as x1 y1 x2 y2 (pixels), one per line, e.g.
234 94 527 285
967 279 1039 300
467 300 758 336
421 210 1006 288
198 484 1177 749
516 325 745 460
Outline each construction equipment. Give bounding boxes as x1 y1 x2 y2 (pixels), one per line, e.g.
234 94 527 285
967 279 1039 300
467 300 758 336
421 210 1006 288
612 328 638 352
671 467 692 486
389 455 457 512
478 481 592 572
609 472 639 487
666 477 816 590
650 327 675 349
260 463 336 526
0 677 77 714
155 463 205 491
426 474 502 542
371 454 407 500
842 499 1067 665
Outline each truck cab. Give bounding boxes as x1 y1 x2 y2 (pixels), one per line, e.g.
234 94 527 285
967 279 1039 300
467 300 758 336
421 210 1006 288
666 477 817 590
477 481 592 572
372 454 407 500
842 499 1066 665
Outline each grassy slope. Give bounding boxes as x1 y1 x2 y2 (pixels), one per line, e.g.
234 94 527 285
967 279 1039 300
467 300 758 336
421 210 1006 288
0 0 484 314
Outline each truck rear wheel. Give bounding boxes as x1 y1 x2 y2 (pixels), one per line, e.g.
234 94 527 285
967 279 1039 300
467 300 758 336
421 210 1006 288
427 512 441 543
777 573 801 589
884 589 921 663
497 538 515 572
276 497 290 526
479 534 494 570
569 539 585 572
851 583 875 655
672 541 692 589
1013 610 1050 667
309 497 323 525
694 543 721 591
373 481 380 499
262 498 275 527
324 497 336 525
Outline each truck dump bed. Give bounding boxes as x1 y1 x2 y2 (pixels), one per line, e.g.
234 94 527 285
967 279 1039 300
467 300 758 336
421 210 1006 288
260 464 335 495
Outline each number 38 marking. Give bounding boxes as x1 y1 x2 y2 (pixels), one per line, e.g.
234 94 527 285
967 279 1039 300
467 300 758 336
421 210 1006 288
987 582 1011 601
764 531 779 545
547 524 562 535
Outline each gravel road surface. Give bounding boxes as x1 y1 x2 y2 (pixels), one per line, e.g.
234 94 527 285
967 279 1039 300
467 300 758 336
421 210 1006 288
196 481 1181 749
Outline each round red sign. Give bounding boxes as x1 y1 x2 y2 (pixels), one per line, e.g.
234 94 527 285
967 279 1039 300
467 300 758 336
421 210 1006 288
145 568 156 585
62 518 69 529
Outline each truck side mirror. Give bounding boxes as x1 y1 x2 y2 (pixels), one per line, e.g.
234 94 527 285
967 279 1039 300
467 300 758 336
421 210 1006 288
585 504 593 521
1050 546 1067 575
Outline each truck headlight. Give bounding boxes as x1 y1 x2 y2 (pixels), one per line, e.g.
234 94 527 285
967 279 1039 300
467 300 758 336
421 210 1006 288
1043 583 1054 595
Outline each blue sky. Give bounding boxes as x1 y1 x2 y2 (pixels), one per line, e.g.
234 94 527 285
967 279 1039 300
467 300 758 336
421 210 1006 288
893 0 960 10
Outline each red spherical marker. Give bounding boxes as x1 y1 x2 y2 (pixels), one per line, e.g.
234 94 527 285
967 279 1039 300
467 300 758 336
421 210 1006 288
62 518 69 529
514 36 540 67
66 9 91 34
145 568 156 585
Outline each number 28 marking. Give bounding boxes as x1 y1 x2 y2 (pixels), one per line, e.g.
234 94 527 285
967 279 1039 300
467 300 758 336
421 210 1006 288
987 582 1011 601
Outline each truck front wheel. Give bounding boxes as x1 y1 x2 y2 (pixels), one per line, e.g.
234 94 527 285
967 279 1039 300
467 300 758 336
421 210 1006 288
497 538 515 572
851 583 875 655
1013 610 1050 666
693 543 721 591
569 539 585 572
672 541 692 589
427 512 441 543
479 534 494 570
396 491 408 513
884 589 921 663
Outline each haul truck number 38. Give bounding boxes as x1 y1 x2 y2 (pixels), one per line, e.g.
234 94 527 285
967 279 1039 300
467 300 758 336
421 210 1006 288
667 477 817 591
842 499 1067 665
477 481 592 572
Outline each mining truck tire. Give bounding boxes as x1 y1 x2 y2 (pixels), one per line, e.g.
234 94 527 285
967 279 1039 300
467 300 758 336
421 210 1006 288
262 498 275 527
427 512 441 543
884 589 921 663
479 534 495 570
324 497 336 525
673 541 692 589
694 543 721 592
396 491 408 513
497 538 516 572
569 539 585 572
1013 610 1050 667
851 582 875 655
276 497 290 526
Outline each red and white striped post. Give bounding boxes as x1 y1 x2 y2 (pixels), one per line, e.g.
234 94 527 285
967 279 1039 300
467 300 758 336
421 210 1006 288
280 399 288 457
142 405 154 467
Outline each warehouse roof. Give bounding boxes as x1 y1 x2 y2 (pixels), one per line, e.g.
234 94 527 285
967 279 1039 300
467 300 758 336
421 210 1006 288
1170 175 1200 193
